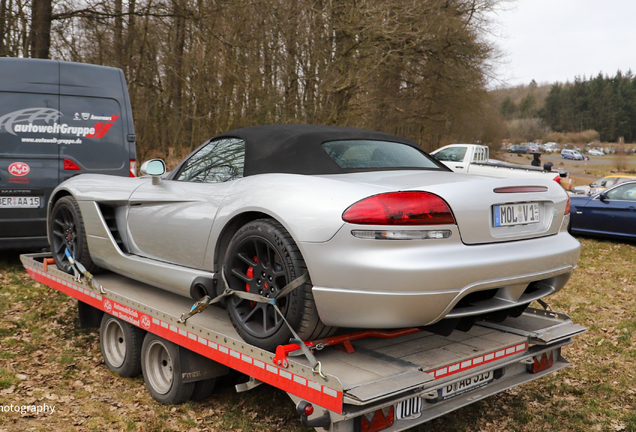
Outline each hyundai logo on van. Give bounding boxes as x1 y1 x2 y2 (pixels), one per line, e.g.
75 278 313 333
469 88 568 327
8 162 30 177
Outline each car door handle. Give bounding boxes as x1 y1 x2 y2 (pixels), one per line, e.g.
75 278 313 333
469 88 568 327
628 206 636 211
456 166 464 169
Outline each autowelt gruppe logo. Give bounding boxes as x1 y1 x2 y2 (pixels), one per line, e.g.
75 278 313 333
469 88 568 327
0 107 119 139
8 162 30 177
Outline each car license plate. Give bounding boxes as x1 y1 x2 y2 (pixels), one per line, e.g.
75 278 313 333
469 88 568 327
0 196 41 208
493 202 539 227
441 370 493 400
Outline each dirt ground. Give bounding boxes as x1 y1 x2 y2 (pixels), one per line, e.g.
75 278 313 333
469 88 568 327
1 240 635 432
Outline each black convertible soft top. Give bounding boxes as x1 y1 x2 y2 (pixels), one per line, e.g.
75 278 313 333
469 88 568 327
213 124 444 176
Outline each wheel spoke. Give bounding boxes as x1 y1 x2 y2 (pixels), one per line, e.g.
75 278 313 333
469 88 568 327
54 241 65 253
242 304 262 323
52 230 64 239
253 240 263 265
237 253 256 267
265 245 274 270
231 268 251 283
54 219 65 228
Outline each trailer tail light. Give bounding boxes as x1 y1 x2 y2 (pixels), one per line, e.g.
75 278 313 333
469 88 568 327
343 192 455 225
63 159 80 170
130 159 137 177
527 352 554 374
356 407 395 432
565 195 571 215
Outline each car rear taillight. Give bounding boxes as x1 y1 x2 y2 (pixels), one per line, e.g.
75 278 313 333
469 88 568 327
553 175 561 183
63 159 81 170
343 192 455 225
130 159 137 177
356 407 395 432
565 195 571 215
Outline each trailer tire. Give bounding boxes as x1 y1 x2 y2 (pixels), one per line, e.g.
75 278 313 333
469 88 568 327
99 315 144 378
141 333 194 405
191 378 217 401
224 218 336 351
49 195 99 274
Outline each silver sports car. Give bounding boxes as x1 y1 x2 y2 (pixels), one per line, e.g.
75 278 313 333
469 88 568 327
48 125 581 350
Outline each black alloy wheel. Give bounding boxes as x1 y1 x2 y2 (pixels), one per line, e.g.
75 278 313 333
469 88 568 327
50 201 77 272
227 236 290 339
49 196 97 274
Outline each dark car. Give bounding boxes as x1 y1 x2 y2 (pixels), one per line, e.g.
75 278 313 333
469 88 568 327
508 144 528 154
569 181 636 241
0 58 137 250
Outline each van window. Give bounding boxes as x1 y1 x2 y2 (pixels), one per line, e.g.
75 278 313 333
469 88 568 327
434 147 467 163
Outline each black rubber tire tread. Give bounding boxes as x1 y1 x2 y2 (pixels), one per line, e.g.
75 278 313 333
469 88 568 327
99 314 144 378
224 218 336 351
141 333 194 405
190 378 217 401
49 195 99 274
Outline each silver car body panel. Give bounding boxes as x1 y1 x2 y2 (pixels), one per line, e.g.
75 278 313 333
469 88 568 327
48 169 580 328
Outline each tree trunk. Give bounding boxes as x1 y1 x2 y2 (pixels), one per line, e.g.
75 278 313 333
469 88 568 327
30 0 52 58
114 0 123 67
0 0 7 55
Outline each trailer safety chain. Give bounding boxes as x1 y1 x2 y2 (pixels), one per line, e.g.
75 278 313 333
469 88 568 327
177 268 327 379
64 249 106 295
537 298 552 311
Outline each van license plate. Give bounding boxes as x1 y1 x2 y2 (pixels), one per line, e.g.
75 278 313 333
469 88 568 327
0 196 41 208
494 203 539 227
441 370 493 400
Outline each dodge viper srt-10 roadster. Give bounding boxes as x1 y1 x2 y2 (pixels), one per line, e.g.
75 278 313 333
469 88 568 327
48 125 581 350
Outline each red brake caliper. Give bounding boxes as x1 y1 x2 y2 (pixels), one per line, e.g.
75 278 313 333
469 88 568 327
246 256 258 307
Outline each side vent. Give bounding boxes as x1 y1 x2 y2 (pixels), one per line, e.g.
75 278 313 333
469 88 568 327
97 204 127 252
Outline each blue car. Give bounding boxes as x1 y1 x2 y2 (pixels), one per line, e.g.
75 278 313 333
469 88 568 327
569 181 636 240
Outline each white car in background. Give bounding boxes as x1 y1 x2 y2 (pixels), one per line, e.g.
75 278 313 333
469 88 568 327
588 149 605 156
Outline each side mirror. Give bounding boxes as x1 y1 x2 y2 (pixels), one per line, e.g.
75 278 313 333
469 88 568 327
140 159 166 185
599 192 608 202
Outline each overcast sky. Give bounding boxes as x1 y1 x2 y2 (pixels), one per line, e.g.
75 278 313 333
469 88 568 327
489 0 636 88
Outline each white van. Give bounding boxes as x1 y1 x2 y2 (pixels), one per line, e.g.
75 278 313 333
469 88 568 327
561 149 584 160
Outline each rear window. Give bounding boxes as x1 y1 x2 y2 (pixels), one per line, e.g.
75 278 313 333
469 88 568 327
322 140 440 170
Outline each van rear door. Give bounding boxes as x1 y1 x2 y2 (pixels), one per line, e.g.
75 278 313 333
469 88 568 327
0 59 60 249
58 62 134 180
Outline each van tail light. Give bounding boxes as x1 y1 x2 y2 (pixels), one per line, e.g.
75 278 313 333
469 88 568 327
130 159 137 177
63 159 81 170
553 175 561 183
343 192 455 225
565 195 571 215
356 407 395 432
527 352 554 374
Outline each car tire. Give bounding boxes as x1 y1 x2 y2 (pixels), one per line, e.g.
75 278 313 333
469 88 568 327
223 219 336 351
49 195 99 274
100 314 144 377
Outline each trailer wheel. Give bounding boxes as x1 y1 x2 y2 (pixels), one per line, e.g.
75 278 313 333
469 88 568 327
224 218 336 352
49 195 99 274
141 333 194 404
99 315 143 377
191 378 217 401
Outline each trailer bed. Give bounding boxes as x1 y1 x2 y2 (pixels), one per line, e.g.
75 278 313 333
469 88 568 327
21 253 585 431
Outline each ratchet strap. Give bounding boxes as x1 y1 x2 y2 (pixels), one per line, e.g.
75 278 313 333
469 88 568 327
64 249 105 295
177 269 326 378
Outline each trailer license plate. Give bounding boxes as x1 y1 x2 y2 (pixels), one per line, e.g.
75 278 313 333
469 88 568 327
441 370 493 400
493 202 539 227
0 196 41 208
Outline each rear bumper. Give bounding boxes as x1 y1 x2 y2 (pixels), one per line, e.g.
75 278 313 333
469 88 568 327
0 236 48 251
300 226 581 328
0 216 48 250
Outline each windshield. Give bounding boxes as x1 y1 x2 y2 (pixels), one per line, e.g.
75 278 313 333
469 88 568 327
322 140 441 170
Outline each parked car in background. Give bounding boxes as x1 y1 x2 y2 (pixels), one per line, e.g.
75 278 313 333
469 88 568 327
47 124 580 351
571 175 636 195
569 181 636 240
561 149 584 160
588 149 605 156
0 58 137 250
508 144 528 154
